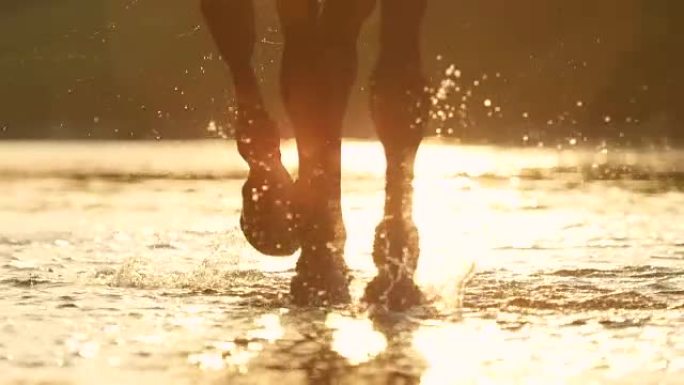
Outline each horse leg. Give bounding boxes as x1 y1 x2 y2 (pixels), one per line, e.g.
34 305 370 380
278 0 376 304
364 0 428 310
201 0 299 256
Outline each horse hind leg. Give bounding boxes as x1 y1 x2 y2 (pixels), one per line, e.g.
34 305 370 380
201 0 299 256
364 0 429 310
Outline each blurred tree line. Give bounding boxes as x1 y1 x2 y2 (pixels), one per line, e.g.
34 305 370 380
0 0 681 144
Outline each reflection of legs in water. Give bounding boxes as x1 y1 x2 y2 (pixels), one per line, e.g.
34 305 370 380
280 0 376 305
364 0 428 310
200 0 299 256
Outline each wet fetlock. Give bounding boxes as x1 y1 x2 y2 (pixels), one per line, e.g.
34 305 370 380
363 217 423 310
290 249 351 306
371 217 420 274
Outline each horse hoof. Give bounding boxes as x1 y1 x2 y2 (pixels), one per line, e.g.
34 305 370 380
290 251 351 306
363 273 423 311
240 164 300 256
364 218 423 310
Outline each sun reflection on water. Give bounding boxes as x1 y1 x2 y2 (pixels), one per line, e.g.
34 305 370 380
338 141 595 305
326 313 387 365
248 313 285 343
3 141 684 385
187 312 284 373
412 320 506 385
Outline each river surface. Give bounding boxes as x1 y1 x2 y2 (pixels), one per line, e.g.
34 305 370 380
1 140 683 385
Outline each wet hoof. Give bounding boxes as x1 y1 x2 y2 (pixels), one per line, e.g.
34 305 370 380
363 273 423 311
290 251 351 306
240 163 300 256
363 217 422 311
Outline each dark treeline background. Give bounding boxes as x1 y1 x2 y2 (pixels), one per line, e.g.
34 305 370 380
0 0 682 144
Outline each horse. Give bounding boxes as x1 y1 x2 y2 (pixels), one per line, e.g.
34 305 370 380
201 0 428 310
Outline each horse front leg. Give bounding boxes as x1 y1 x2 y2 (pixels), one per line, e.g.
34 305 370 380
201 0 299 256
364 0 428 310
279 0 376 305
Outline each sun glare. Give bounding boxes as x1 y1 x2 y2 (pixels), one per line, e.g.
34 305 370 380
326 313 388 365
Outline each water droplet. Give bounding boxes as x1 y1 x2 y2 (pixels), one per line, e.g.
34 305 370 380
445 65 460 78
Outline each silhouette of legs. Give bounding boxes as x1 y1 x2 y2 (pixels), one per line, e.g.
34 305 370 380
201 0 299 256
203 0 427 310
203 0 375 304
364 0 428 310
280 0 376 305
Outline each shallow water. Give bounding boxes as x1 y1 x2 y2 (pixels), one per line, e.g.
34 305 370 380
1 140 683 385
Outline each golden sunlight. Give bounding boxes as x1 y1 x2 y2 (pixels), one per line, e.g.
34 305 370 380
326 313 387 365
